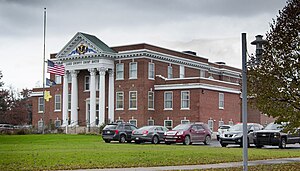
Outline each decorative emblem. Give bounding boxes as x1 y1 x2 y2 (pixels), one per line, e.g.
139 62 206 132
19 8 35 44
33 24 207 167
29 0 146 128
76 44 88 55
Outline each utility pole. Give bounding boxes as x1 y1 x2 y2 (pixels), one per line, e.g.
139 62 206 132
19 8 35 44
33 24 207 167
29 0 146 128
241 33 248 171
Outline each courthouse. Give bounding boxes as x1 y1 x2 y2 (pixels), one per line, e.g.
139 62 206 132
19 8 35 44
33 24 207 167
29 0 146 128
30 32 242 132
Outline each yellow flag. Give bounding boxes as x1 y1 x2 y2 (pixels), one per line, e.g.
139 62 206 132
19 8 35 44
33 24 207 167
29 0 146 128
44 91 52 101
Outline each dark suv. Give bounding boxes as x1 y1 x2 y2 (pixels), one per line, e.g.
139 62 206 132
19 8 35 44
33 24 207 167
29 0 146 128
164 123 212 145
102 123 138 143
254 122 300 149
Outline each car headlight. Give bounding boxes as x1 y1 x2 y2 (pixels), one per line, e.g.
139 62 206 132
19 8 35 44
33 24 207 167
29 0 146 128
177 131 184 135
274 132 280 138
233 133 243 138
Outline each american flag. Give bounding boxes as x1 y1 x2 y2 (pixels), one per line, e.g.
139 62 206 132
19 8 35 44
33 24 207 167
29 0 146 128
47 60 65 76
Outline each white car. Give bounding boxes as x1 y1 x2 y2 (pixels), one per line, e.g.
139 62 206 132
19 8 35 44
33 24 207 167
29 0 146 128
216 125 231 141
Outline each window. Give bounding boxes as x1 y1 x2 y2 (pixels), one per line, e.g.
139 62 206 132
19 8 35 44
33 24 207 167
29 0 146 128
129 91 137 110
129 119 137 127
54 94 61 111
129 62 137 79
148 91 154 110
208 119 214 131
84 76 90 91
219 93 224 109
148 119 154 126
38 120 44 128
116 92 124 110
181 120 190 124
67 74 72 83
116 63 124 80
68 94 71 110
181 91 190 109
55 75 62 84
164 92 173 110
55 119 61 128
148 62 155 79
200 70 205 78
228 120 234 126
164 120 173 129
38 97 44 113
180 65 185 78
219 120 224 127
167 66 173 79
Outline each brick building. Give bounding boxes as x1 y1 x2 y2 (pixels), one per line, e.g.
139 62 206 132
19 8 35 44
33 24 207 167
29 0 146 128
30 32 242 132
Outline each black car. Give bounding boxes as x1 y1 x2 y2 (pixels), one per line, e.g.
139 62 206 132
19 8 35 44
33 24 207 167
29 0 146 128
254 123 300 149
132 126 168 144
102 123 138 143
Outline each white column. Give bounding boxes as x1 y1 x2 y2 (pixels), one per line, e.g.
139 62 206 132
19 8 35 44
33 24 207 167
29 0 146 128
98 67 106 125
62 71 69 126
70 70 79 126
89 68 97 127
108 69 114 123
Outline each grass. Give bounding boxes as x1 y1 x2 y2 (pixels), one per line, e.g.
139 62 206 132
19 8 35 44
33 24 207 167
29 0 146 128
0 134 299 170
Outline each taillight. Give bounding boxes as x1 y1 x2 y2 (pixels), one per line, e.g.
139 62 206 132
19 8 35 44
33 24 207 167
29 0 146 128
132 130 135 134
142 130 148 135
115 130 119 134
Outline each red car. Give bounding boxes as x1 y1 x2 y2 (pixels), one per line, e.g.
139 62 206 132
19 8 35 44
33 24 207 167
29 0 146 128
164 123 212 145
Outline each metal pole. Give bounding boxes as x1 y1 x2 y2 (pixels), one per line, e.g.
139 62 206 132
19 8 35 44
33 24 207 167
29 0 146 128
242 33 248 171
42 8 47 134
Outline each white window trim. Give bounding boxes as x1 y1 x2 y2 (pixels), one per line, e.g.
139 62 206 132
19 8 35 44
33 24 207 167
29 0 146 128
181 91 190 110
168 66 173 79
200 70 206 78
54 94 61 112
208 119 214 131
116 63 124 80
38 120 44 128
129 62 137 79
148 62 155 80
148 119 155 126
164 91 173 110
219 93 224 109
84 76 90 91
116 91 124 110
129 119 137 127
55 75 62 84
148 91 154 110
55 119 61 128
180 65 185 78
38 97 44 113
129 91 137 110
181 120 190 124
164 120 173 129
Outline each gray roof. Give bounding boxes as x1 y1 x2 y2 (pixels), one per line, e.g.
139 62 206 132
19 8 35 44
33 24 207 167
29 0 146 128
80 32 116 53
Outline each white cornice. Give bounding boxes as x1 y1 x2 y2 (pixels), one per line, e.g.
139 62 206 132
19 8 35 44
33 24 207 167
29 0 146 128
154 83 241 94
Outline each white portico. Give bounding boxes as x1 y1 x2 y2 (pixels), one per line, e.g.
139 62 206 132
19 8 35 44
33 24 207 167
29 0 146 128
56 32 116 127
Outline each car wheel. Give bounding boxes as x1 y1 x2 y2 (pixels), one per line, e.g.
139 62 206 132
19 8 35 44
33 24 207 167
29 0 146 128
204 135 211 145
152 135 159 144
127 140 132 143
220 142 227 147
104 139 110 143
255 144 263 148
183 135 191 145
165 142 171 145
119 135 126 143
279 138 286 149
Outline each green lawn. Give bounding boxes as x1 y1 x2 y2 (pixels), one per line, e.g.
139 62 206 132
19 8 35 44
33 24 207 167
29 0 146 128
0 134 299 171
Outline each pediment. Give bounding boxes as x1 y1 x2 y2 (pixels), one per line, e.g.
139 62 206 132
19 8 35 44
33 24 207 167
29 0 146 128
56 32 116 59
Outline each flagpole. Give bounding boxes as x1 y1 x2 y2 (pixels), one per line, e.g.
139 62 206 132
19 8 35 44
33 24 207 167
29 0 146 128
42 7 47 134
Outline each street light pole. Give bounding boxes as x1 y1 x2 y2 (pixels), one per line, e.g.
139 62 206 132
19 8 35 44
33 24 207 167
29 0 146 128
241 33 248 171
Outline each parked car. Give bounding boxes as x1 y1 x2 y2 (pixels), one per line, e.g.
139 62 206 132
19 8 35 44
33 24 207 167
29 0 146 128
132 126 168 144
164 123 212 145
216 125 231 141
254 122 300 149
219 123 263 147
102 123 137 143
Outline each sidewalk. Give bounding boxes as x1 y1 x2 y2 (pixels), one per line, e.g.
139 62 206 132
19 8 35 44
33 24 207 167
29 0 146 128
70 157 300 171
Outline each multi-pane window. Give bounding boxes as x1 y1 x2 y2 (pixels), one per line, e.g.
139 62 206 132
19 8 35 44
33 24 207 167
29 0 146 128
38 97 44 112
84 76 90 91
181 91 190 109
129 91 137 109
164 92 173 110
229 120 234 126
68 94 71 110
116 92 124 110
54 94 61 111
148 62 155 79
181 120 190 124
200 70 206 78
219 93 224 109
129 119 137 127
148 119 154 126
208 119 214 131
55 119 61 128
180 65 185 78
116 63 124 80
219 120 224 127
148 91 154 110
129 62 137 79
55 75 62 84
167 66 173 79
164 120 173 129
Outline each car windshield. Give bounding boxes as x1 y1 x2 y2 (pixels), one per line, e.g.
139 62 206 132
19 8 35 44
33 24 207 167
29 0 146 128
173 124 190 131
264 123 283 130
103 124 117 130
228 124 251 131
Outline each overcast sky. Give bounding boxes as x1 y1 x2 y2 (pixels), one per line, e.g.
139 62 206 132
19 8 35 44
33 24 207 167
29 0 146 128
0 0 287 90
